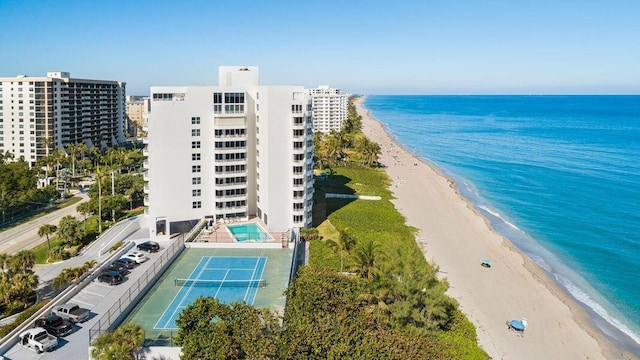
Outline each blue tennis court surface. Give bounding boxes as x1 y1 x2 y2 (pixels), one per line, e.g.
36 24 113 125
154 256 267 329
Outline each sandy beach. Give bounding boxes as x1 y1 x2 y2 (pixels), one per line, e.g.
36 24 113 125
354 97 629 360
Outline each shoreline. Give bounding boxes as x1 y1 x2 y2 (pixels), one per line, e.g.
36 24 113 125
354 96 631 359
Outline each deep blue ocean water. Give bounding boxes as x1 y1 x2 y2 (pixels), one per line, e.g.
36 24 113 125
364 95 640 353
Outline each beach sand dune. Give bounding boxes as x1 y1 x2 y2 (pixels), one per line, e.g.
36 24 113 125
354 97 626 360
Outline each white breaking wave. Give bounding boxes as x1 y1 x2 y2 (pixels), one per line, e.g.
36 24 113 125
477 205 521 231
557 275 640 345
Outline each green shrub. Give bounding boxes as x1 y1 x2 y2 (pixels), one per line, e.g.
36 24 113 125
0 300 49 338
109 241 123 253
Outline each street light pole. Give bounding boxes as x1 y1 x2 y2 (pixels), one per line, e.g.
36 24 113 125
111 170 115 221
98 171 102 233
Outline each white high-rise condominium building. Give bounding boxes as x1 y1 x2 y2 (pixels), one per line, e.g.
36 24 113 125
145 66 314 238
306 85 349 134
0 72 127 166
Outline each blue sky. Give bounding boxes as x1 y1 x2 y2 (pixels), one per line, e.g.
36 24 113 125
1 0 639 95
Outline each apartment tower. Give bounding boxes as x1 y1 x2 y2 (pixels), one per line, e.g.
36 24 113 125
145 66 314 238
0 72 127 166
306 85 349 134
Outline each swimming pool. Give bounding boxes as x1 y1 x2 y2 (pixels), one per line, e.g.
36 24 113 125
228 223 272 242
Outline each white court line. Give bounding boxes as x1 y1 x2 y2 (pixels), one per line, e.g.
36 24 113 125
213 269 229 299
154 256 209 329
202 267 256 271
244 258 260 302
247 257 268 305
157 256 211 329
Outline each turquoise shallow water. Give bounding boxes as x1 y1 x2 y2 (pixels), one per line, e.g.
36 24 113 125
365 95 640 354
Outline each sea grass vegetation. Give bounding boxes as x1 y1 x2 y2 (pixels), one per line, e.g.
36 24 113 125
303 164 488 359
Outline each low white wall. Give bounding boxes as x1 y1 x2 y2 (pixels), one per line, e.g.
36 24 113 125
325 193 381 200
186 242 285 249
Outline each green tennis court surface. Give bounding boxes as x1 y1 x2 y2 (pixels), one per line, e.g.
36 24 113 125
125 247 292 345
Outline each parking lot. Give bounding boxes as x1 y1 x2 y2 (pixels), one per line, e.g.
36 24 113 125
2 241 175 360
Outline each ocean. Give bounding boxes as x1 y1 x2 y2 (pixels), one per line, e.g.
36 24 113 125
364 95 640 354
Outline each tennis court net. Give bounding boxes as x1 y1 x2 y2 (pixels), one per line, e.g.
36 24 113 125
175 278 267 288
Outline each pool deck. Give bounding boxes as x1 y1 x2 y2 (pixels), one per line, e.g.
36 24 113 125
195 218 289 246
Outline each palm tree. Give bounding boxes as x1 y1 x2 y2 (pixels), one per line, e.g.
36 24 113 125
119 323 144 359
51 269 73 291
125 188 136 210
90 146 102 173
77 201 92 230
11 272 38 308
66 143 77 177
8 250 35 275
324 132 343 166
41 137 53 159
326 230 356 272
57 215 84 246
37 224 57 251
351 239 381 281
356 137 381 167
76 142 88 175
91 323 145 360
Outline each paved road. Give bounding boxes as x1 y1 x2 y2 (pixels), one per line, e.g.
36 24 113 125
35 217 148 286
0 193 90 255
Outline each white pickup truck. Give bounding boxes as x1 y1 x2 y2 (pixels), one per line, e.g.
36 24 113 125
52 303 90 323
19 327 58 353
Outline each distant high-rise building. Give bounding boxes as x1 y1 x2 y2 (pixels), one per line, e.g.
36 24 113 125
145 66 314 238
306 85 349 134
0 72 127 166
126 95 150 137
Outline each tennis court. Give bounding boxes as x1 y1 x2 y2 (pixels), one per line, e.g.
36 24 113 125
124 247 292 345
154 256 267 329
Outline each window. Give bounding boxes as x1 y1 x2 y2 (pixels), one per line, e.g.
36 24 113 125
224 92 244 104
192 189 201 197
213 93 222 104
292 104 303 113
192 177 201 185
192 165 201 173
192 201 201 209
192 153 201 161
191 141 200 149
294 215 303 223
153 93 173 101
191 117 200 124
191 129 200 136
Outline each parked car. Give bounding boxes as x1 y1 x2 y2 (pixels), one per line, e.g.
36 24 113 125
33 315 72 337
19 327 57 353
137 241 160 253
114 257 136 269
121 251 148 264
106 261 130 275
51 303 90 323
98 270 124 285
